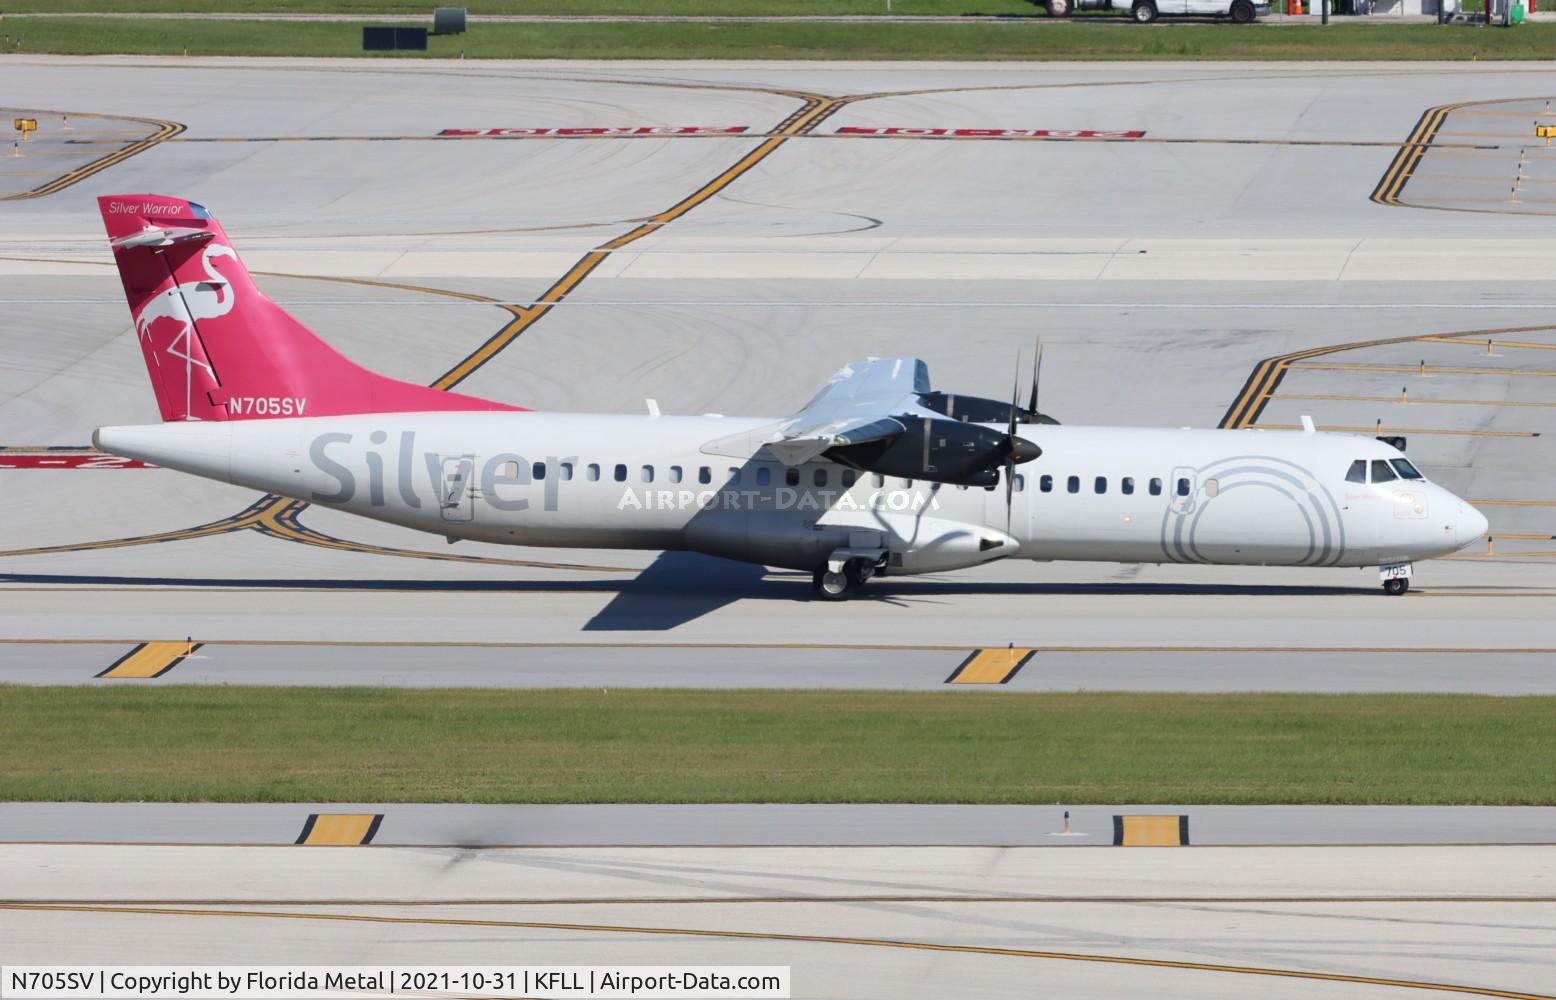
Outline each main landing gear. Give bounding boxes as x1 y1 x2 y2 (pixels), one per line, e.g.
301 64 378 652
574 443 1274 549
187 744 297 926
812 557 876 601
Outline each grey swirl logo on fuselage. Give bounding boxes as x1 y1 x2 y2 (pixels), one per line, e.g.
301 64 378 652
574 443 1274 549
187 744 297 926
1159 455 1346 567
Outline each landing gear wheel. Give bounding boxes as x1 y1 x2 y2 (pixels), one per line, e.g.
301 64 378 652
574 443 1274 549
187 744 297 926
1132 1 1158 21
1383 577 1409 596
1046 0 1072 16
812 559 870 601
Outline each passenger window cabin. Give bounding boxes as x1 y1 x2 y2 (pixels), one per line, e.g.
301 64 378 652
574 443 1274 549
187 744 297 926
1122 477 1134 495
757 467 771 486
1150 478 1162 496
614 464 627 483
1067 476 1080 494
668 465 682 484
698 466 712 485
586 463 600 482
532 461 546 481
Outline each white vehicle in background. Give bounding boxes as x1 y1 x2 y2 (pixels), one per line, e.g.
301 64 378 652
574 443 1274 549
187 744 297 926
1034 0 1270 21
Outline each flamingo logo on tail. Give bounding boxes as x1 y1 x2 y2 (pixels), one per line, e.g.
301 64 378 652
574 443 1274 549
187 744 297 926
131 242 239 420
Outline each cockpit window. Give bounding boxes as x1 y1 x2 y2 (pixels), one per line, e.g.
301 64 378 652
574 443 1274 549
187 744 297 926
1370 459 1398 484
1345 460 1366 484
1390 458 1424 480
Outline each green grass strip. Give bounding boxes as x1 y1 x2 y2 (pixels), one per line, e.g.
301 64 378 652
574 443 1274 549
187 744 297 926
3 17 1556 60
2 687 1551 804
0 1 1047 13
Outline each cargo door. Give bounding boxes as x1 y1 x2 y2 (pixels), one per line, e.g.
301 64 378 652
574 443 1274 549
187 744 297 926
439 455 475 522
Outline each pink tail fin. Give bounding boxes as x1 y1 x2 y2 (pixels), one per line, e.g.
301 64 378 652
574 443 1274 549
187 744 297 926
99 194 521 421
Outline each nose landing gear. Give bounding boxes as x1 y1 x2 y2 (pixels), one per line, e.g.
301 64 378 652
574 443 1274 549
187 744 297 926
1380 561 1412 596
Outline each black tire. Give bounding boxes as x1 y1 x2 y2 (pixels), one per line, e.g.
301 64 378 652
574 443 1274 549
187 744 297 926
1230 1 1255 21
1382 577 1409 596
1132 2 1158 22
812 563 862 601
1046 0 1073 16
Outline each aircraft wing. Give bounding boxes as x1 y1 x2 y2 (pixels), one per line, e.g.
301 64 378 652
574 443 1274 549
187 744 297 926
703 357 930 465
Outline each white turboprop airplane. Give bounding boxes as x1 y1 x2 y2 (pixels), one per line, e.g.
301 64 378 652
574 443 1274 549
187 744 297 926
93 195 1487 599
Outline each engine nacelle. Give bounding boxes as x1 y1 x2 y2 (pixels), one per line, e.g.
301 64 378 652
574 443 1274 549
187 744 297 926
919 392 1060 426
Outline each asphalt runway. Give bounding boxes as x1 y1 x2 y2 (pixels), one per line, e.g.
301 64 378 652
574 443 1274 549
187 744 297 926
4 638 1556 691
3 803 1553 846
3 842 1553 999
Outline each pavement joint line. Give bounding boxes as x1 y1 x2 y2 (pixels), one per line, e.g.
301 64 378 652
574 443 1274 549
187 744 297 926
1272 393 1556 408
2 903 1549 1000
1251 424 1540 438
7 639 1556 654
6 895 1556 906
6 841 1556 850
54 132 1501 151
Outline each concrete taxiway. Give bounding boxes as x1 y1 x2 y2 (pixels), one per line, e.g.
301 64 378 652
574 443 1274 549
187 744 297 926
3 842 1553 999
4 637 1556 691
3 803 1552 846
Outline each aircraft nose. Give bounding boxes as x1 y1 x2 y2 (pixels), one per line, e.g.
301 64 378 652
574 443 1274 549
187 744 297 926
1451 502 1489 549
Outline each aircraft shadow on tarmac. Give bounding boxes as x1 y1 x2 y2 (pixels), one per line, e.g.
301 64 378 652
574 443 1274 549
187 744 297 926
3 554 1374 631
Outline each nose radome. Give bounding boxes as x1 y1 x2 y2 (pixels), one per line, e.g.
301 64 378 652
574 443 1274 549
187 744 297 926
1456 503 1489 547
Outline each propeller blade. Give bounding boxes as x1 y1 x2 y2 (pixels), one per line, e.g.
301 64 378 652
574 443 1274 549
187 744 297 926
1008 360 1020 442
1027 339 1043 418
1004 456 1015 532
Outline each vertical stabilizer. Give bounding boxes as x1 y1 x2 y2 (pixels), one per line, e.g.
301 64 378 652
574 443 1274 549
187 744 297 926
99 194 521 421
